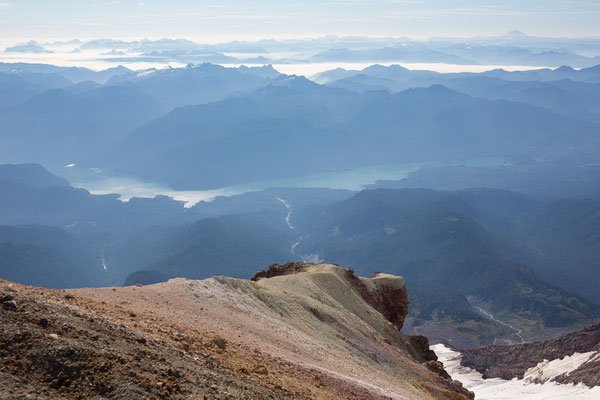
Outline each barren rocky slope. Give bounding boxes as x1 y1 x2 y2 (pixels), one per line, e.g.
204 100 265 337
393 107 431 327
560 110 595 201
461 323 600 386
1 263 472 399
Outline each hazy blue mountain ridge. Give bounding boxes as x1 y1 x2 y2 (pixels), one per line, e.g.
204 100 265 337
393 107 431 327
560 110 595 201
0 62 132 84
98 81 600 190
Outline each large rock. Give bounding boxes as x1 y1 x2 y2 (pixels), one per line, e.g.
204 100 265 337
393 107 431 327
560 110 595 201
2 299 17 311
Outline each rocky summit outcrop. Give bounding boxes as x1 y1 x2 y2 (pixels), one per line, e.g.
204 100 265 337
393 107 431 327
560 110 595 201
252 263 410 331
251 262 314 281
461 323 600 387
1 263 473 399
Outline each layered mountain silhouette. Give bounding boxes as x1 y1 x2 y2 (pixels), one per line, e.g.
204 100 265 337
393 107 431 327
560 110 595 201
100 80 600 189
2 62 600 194
317 64 600 123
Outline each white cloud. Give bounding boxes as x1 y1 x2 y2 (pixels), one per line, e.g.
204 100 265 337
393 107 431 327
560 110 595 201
0 3 11 9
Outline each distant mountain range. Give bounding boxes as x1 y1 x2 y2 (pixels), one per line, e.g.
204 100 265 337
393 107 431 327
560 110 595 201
100 79 600 190
2 61 599 191
106 63 280 110
4 41 53 54
6 33 600 67
0 62 131 84
315 64 600 122
0 63 281 165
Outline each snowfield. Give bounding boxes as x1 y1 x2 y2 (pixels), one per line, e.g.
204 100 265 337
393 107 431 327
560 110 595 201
432 344 600 400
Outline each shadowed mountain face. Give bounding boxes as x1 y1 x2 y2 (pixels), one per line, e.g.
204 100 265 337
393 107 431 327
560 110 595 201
0 225 103 288
369 157 600 202
292 189 599 333
0 71 72 108
115 187 599 347
0 86 164 164
0 163 70 188
122 212 295 286
0 64 280 167
516 199 600 302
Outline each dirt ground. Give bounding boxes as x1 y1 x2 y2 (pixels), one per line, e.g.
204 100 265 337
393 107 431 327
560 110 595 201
0 264 473 399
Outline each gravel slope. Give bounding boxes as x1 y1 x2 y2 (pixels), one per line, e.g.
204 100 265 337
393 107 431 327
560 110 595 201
1 263 473 399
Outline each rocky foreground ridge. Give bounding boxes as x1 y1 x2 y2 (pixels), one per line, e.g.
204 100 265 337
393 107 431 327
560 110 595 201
461 323 600 386
0 263 472 399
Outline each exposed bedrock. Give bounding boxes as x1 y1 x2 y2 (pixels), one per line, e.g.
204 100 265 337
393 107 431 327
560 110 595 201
461 323 600 385
253 262 410 331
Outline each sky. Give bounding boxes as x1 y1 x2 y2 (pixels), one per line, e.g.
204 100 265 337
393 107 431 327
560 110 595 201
0 0 599 42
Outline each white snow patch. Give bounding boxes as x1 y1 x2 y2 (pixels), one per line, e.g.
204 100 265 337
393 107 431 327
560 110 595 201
524 352 598 384
432 344 600 400
136 69 157 77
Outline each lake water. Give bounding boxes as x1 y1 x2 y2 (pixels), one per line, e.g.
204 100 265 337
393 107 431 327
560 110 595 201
59 158 500 207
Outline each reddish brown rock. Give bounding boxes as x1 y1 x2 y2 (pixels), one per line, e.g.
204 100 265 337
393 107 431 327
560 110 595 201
352 270 410 331
251 262 312 281
408 335 438 363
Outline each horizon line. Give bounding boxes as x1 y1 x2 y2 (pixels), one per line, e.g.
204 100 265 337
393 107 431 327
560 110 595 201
3 31 600 47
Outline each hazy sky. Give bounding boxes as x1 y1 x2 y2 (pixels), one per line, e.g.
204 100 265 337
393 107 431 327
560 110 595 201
1 0 599 42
